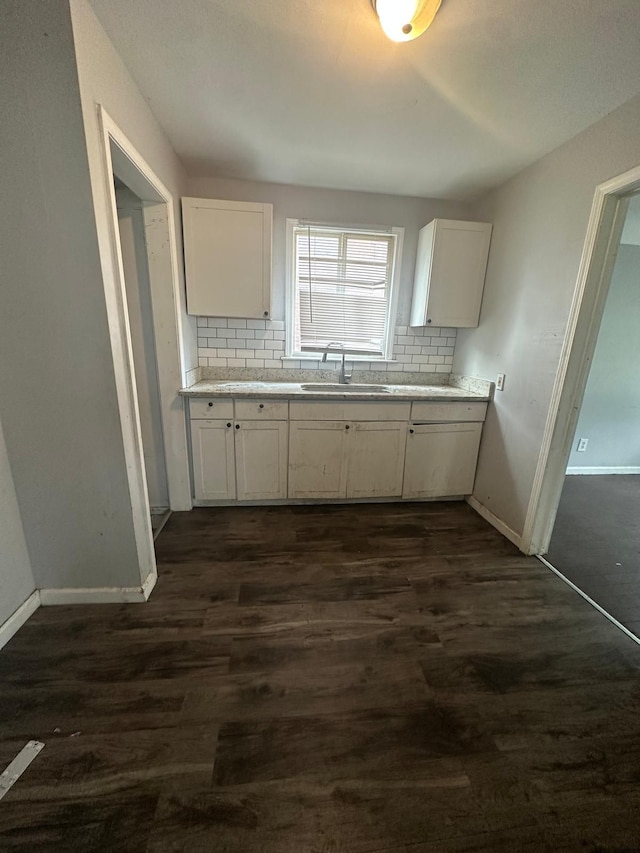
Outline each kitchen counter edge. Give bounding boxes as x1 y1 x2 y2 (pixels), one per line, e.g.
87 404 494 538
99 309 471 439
178 381 491 402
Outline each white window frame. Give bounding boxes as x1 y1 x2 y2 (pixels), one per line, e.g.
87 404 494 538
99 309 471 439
285 219 404 361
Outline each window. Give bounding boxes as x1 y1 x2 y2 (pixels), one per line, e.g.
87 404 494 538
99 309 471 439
286 220 403 360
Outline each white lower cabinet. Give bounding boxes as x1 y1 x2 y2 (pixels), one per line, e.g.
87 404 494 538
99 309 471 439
289 420 407 499
189 396 486 504
403 421 483 499
235 420 288 501
347 422 407 499
288 421 348 499
190 419 236 501
190 413 287 502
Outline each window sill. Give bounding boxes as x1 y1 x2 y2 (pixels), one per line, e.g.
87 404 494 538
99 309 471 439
283 356 398 364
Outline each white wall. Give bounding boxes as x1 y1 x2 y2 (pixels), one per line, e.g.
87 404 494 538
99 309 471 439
117 187 169 508
70 0 196 374
0 415 35 627
0 0 141 590
567 242 640 471
70 0 195 518
453 93 640 539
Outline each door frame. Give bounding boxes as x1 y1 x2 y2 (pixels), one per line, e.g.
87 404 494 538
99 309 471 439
521 164 640 555
96 106 192 586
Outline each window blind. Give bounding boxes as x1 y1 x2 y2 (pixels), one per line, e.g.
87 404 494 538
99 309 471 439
293 225 396 355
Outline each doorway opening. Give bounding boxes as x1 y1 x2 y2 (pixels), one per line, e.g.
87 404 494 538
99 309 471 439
522 163 640 640
114 177 171 539
97 107 191 596
543 192 640 637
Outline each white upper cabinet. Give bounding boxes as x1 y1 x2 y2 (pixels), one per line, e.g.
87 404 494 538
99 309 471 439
410 219 492 328
182 197 273 318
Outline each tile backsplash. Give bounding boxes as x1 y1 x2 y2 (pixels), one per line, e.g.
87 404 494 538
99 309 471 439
197 317 456 375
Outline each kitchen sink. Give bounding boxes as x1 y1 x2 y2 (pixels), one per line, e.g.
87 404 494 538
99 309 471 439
300 383 392 393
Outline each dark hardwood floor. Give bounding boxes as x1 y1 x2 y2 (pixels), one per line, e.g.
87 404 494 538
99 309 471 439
546 474 640 636
2 502 640 851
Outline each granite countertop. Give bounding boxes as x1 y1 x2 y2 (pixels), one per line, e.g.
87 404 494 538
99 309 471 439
179 380 491 402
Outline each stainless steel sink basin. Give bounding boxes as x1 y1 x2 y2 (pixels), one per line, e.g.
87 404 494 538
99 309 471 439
300 383 391 393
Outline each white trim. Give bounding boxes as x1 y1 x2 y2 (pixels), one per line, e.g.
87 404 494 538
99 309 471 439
0 579 158 646
280 356 400 365
537 556 640 646
0 592 40 651
141 570 157 600
285 218 296 359
40 584 151 606
142 201 192 511
566 466 640 475
193 495 464 507
387 227 404 358
98 107 192 520
284 219 404 361
96 107 155 585
521 163 640 556
466 495 522 549
0 741 45 801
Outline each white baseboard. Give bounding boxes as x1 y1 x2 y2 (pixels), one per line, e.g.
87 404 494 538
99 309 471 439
40 585 148 605
141 571 157 600
466 495 523 550
39 570 157 606
0 577 158 649
566 466 640 475
0 591 41 651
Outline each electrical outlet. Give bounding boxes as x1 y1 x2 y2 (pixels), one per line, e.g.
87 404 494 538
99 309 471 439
577 438 588 452
496 374 505 391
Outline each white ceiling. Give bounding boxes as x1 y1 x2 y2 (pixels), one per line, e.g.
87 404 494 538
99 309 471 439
88 0 640 200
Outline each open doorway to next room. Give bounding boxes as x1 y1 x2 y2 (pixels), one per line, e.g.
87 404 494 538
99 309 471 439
544 192 640 636
113 175 171 539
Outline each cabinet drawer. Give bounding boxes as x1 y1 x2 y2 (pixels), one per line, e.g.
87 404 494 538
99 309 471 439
411 401 487 423
235 400 288 420
189 398 234 420
290 400 411 422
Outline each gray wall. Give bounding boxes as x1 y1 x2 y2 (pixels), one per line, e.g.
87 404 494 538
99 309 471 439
0 0 141 590
567 242 640 470
0 415 34 626
70 0 195 374
186 176 473 325
453 92 640 539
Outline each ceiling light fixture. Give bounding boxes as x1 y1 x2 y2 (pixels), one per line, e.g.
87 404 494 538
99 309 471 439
371 0 442 43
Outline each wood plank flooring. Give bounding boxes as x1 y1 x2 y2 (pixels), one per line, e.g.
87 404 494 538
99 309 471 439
547 474 640 635
2 502 640 851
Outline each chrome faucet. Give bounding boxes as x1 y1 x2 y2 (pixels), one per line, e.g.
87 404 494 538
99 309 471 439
321 342 352 384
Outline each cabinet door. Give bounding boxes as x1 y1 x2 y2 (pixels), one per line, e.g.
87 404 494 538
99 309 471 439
346 422 408 499
190 419 236 501
182 198 272 318
410 219 492 328
288 421 348 499
403 422 482 499
235 421 288 501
